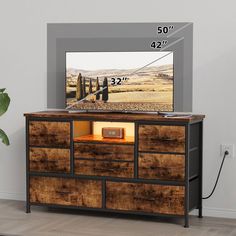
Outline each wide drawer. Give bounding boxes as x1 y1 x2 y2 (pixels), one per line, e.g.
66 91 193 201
138 125 185 153
29 121 70 148
106 181 185 215
75 159 134 178
29 147 70 173
139 153 185 181
74 143 134 161
30 176 102 208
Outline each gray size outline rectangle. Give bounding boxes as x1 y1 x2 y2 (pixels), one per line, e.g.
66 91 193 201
47 23 192 112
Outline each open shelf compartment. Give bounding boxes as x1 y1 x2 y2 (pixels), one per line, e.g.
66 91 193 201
73 121 135 145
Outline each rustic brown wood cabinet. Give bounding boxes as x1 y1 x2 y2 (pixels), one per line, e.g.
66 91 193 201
24 111 205 227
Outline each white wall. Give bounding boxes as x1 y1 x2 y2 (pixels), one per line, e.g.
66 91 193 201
0 0 236 218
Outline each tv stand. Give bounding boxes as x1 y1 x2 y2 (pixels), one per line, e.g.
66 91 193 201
24 111 205 227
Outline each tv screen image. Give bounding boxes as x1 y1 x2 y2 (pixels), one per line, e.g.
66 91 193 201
66 51 173 112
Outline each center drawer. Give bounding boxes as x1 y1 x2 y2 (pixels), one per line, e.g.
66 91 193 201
74 143 134 178
74 143 134 161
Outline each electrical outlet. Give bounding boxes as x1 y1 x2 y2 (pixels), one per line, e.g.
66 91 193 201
221 144 234 158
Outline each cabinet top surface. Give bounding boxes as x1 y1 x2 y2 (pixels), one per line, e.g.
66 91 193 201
24 110 205 123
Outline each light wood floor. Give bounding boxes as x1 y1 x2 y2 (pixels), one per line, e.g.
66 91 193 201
0 200 236 236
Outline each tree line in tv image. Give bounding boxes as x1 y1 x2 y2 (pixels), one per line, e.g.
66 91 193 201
74 74 109 102
66 51 174 111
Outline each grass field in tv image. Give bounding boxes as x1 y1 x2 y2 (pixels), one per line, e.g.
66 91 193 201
66 51 174 112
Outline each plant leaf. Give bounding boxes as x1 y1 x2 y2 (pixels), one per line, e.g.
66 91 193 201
0 129 10 146
0 89 10 117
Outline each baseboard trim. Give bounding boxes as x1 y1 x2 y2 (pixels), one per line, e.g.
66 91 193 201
0 192 25 201
191 207 236 219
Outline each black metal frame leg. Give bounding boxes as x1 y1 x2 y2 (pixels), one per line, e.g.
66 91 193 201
26 202 31 213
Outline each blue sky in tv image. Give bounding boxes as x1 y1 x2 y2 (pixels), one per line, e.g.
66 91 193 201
66 51 174 112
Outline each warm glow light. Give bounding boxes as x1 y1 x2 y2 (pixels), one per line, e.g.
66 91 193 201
93 122 134 137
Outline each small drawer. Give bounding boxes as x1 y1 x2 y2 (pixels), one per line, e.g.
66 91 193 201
106 181 185 215
138 125 185 153
74 143 134 161
30 176 102 208
29 121 70 148
139 153 185 181
29 147 70 173
75 159 134 178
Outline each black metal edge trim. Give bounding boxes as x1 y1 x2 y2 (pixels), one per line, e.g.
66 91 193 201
70 121 74 175
74 157 133 163
184 123 190 227
29 202 184 218
138 150 185 155
28 117 72 122
138 121 188 126
134 122 138 178
198 121 203 217
102 180 106 209
73 118 135 123
26 117 30 213
27 116 190 125
137 177 185 183
29 173 185 186
29 145 71 149
74 141 134 146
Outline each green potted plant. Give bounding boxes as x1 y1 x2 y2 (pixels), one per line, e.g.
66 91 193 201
0 88 10 145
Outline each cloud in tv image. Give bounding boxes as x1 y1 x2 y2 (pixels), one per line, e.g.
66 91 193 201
66 51 173 111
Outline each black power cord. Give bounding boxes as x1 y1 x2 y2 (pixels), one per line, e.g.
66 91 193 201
202 150 229 200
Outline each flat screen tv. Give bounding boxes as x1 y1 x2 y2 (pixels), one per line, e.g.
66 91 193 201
66 51 173 112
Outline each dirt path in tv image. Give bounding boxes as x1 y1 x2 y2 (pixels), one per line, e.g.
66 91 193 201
66 51 174 111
